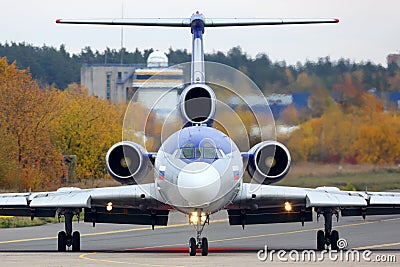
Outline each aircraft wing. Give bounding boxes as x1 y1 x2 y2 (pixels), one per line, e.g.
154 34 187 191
0 183 171 226
56 18 338 27
227 183 400 226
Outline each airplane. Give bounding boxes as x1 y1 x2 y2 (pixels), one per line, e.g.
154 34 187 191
1 12 400 257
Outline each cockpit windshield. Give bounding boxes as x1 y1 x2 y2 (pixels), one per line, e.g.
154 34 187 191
180 147 201 159
177 146 224 159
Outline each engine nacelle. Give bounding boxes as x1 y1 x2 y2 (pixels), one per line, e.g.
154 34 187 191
105 141 150 185
247 141 291 185
179 84 216 126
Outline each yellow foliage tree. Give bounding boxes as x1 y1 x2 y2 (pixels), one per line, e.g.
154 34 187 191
287 92 400 165
0 58 64 190
49 83 125 180
351 113 400 164
287 118 321 161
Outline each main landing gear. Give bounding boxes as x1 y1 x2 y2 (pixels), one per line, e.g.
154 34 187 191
316 208 340 251
57 208 81 252
188 211 209 256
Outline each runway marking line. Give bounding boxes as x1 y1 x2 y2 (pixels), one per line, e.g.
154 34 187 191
126 227 320 251
0 216 398 265
127 217 400 251
353 241 400 250
0 217 398 247
81 217 400 266
79 252 186 267
0 219 228 244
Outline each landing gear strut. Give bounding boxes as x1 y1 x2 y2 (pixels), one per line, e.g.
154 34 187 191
57 208 81 252
316 208 340 251
188 211 209 256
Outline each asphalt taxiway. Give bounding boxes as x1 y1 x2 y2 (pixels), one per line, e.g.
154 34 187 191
0 211 399 266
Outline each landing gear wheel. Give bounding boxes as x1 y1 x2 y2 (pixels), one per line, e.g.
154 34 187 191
330 230 339 250
58 231 67 252
72 231 80 252
189 237 196 256
201 237 208 256
317 230 325 251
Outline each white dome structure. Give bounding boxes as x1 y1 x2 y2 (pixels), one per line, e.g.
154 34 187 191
147 50 168 67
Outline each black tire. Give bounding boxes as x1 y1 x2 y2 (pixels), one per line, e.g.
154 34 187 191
58 231 67 252
72 231 80 252
189 237 196 256
330 230 339 250
316 230 325 251
201 237 208 256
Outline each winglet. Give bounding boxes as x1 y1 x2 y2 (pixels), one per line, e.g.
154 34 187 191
56 19 61 23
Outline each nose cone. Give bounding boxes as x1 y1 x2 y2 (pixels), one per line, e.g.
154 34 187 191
177 162 221 206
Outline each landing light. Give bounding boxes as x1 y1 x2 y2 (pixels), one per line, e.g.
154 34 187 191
284 201 292 212
106 202 113 212
189 212 207 224
189 212 198 224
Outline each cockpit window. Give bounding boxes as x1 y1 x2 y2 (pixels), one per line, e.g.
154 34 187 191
180 147 201 159
203 147 216 159
181 147 195 159
177 146 222 159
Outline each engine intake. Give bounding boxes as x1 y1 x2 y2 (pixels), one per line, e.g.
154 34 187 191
179 84 216 126
247 141 291 184
106 141 150 185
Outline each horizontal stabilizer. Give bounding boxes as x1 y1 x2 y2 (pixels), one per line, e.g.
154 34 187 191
56 18 191 27
204 18 339 26
56 18 339 27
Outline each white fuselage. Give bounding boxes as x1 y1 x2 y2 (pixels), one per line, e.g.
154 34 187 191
154 126 243 214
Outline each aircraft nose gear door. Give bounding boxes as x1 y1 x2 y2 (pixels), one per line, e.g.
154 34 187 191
188 210 209 256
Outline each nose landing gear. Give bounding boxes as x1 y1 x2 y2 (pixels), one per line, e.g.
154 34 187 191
188 211 209 256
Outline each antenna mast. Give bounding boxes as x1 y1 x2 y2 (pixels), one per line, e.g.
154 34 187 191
120 2 124 64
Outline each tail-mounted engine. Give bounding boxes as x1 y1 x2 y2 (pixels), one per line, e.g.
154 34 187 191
179 84 216 127
105 141 150 185
247 141 291 185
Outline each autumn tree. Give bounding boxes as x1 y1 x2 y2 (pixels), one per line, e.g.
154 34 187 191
333 72 366 109
0 57 64 190
279 104 300 125
287 91 400 165
351 115 400 164
49 83 125 181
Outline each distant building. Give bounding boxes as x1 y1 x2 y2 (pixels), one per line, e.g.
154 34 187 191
387 54 400 67
131 51 183 112
81 63 140 103
80 51 183 110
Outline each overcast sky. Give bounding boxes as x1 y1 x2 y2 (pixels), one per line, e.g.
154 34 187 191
1 0 399 65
